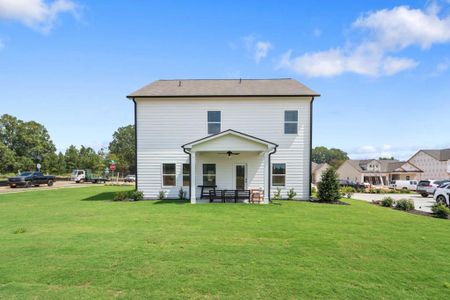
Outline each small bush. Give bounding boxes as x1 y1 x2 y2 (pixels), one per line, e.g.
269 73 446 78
287 188 297 200
13 228 26 234
431 204 450 219
311 186 317 194
395 199 414 211
158 190 166 200
381 197 394 207
273 188 281 200
129 190 144 201
317 167 341 202
340 186 355 199
178 187 187 200
113 191 129 201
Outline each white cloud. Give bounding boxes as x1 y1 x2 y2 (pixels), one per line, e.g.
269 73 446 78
279 4 450 77
0 0 79 33
254 41 272 63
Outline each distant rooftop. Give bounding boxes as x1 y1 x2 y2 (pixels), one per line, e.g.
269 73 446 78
127 78 320 98
420 149 450 161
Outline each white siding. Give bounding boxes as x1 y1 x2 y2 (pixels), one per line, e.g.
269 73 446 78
136 97 312 200
409 152 449 180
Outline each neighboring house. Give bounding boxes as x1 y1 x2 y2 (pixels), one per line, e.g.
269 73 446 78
127 79 319 203
407 149 450 180
337 159 422 186
311 162 329 184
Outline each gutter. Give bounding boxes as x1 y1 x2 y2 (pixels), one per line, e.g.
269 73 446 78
182 146 192 200
132 98 138 191
308 97 315 199
268 146 278 202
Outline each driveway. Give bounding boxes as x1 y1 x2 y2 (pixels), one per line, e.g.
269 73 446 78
353 193 436 213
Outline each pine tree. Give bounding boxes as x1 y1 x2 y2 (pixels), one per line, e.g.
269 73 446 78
317 167 341 202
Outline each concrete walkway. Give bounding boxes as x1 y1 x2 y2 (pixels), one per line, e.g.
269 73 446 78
352 193 436 213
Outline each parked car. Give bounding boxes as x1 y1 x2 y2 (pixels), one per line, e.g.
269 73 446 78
8 171 55 188
389 180 418 191
124 175 136 182
338 179 365 190
416 180 450 197
433 183 450 207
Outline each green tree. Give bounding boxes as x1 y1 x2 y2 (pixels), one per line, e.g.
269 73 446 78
56 152 67 174
0 143 16 173
379 156 396 160
0 114 56 172
108 125 135 175
65 145 80 171
79 146 103 172
317 167 341 202
312 146 349 168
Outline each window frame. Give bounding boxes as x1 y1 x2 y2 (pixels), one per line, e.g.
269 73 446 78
272 163 286 187
207 111 221 135
284 110 298 134
162 163 176 187
202 163 217 186
182 163 190 187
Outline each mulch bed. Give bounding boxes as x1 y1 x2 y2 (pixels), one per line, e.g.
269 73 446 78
309 199 350 205
371 202 450 220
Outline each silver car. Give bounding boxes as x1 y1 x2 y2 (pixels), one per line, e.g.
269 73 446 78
417 180 450 197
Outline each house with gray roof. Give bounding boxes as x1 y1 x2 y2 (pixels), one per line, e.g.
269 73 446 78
337 159 423 186
127 78 319 202
407 149 450 180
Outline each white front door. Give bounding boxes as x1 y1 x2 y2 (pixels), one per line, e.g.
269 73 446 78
233 164 247 190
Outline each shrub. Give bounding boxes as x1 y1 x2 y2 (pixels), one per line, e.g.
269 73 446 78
129 190 144 201
178 187 187 200
317 167 341 202
340 186 355 199
381 197 394 207
395 199 414 211
158 190 166 200
311 186 317 194
431 204 450 219
273 188 281 200
13 228 26 234
113 191 129 201
287 188 297 200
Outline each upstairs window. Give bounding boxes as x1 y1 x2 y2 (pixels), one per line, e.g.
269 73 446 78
208 111 221 134
284 110 298 134
183 164 190 186
162 163 176 186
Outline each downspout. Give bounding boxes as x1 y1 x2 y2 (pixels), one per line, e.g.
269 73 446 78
132 98 138 191
308 97 315 199
268 146 278 202
182 146 191 200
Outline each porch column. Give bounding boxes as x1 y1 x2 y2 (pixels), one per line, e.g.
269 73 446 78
263 151 269 204
190 151 197 204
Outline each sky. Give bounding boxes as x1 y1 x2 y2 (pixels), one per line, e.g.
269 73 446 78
1 0 450 160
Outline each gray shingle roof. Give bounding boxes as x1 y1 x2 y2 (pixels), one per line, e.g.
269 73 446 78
422 149 450 161
127 78 319 98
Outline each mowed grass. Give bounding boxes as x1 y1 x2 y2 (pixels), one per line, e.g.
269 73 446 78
1 187 450 299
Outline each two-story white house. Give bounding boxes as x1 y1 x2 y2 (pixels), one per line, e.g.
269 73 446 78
127 79 319 203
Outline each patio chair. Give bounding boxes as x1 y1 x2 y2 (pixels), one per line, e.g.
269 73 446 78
209 190 224 203
223 190 237 203
236 190 251 203
250 188 264 203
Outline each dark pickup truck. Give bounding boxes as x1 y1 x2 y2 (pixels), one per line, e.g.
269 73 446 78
8 172 55 188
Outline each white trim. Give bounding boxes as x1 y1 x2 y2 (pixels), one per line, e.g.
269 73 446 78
272 162 286 187
161 163 177 188
183 130 277 149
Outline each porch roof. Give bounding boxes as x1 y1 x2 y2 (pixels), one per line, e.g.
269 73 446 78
181 129 278 152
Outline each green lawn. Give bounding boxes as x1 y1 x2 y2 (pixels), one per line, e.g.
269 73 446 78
1 187 450 299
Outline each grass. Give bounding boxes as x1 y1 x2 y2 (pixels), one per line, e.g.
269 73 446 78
1 187 450 299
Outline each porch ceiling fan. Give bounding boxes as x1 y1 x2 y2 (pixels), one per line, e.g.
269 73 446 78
218 151 240 158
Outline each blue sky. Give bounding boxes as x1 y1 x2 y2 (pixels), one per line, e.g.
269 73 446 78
1 0 449 160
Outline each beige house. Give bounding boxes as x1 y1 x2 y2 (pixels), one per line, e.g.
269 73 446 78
407 149 450 180
311 162 329 184
337 159 422 186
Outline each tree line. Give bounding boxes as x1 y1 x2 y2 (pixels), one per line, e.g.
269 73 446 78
0 114 135 175
312 146 349 168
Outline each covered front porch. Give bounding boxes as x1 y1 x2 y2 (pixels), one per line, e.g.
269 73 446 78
182 130 277 204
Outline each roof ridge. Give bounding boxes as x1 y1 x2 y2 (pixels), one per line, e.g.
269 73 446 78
158 78 294 81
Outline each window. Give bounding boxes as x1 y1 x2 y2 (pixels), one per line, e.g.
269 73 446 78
202 164 216 186
272 163 286 186
162 163 176 186
183 164 190 186
284 110 298 134
207 111 221 134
